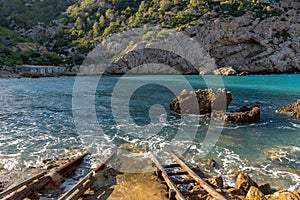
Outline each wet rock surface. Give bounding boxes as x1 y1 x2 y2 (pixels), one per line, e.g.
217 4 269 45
213 105 261 123
277 99 300 119
170 89 260 123
169 88 232 114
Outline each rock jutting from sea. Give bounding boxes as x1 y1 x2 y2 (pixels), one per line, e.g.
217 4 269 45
169 88 232 115
170 88 260 123
277 99 300 119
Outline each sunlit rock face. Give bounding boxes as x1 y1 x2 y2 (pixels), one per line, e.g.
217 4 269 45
169 88 232 115
277 99 300 119
186 10 300 74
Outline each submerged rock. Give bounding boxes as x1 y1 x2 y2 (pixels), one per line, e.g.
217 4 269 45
277 99 300 119
169 88 232 114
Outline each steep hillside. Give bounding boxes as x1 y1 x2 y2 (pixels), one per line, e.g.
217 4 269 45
62 0 281 49
0 0 73 29
0 25 65 66
0 0 299 73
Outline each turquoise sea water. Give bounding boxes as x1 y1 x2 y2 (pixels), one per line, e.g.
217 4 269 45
0 74 299 190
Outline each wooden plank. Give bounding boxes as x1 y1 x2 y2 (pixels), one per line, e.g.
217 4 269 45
151 154 185 200
60 176 95 200
94 151 116 172
58 151 116 200
180 189 207 196
3 152 88 200
58 171 94 200
56 152 89 176
0 171 47 199
172 178 196 184
166 171 188 176
170 152 226 200
163 164 181 168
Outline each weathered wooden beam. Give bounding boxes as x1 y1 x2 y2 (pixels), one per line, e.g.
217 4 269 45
180 189 207 196
163 164 181 168
0 171 47 199
3 152 88 200
58 171 95 200
94 151 116 173
56 152 89 176
170 152 226 200
151 154 185 200
58 151 116 200
172 178 196 184
166 171 188 176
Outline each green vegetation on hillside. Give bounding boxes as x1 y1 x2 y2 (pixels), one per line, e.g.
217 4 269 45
0 0 284 66
63 0 282 52
0 26 64 66
0 0 73 29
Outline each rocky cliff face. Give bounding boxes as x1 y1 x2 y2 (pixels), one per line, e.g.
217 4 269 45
90 9 300 75
186 9 300 74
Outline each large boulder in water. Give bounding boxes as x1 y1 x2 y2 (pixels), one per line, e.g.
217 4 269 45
277 99 300 119
170 88 232 114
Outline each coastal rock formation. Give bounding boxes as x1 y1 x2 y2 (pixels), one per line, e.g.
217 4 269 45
213 67 237 76
277 99 300 119
205 172 300 200
236 173 259 192
78 8 300 75
295 189 300 198
266 190 299 200
259 183 273 195
169 88 232 114
207 176 223 189
213 105 261 123
109 48 198 75
170 89 260 123
186 10 300 74
245 186 265 200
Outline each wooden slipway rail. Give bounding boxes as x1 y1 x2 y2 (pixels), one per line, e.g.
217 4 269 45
0 152 88 200
152 152 226 200
58 151 116 200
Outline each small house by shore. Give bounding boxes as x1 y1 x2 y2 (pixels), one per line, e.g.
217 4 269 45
20 65 66 77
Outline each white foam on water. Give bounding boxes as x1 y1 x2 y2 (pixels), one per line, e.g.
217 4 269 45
291 122 300 129
213 146 300 191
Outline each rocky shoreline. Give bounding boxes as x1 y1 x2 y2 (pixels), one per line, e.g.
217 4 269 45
1 151 299 200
